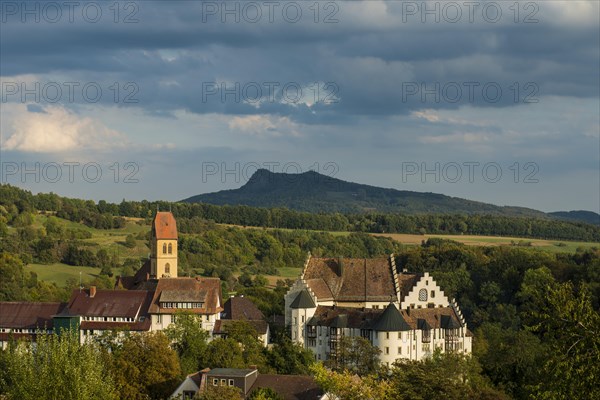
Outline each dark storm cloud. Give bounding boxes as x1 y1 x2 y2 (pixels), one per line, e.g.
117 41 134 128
1 1 598 123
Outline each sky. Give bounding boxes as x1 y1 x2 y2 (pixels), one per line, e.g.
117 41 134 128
0 0 599 213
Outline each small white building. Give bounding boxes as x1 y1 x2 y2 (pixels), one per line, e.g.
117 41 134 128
285 254 472 364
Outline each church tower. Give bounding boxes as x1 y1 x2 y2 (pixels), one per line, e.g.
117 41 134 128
150 211 178 278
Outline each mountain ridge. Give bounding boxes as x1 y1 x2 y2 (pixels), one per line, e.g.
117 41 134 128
183 169 599 224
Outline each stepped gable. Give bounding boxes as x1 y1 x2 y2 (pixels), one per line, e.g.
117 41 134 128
303 257 396 302
152 211 178 239
397 273 421 302
148 277 222 315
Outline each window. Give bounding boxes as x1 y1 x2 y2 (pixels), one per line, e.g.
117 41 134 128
165 263 170 274
385 332 389 339
418 289 428 301
431 290 435 298
157 314 162 324
301 315 305 323
168 243 173 254
385 347 389 355
228 379 234 386
163 243 167 253
213 379 218 386
221 379 226 386
398 347 402 354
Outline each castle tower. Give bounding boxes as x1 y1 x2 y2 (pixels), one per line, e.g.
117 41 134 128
150 212 178 278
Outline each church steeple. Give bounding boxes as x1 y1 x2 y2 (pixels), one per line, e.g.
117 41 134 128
150 212 178 278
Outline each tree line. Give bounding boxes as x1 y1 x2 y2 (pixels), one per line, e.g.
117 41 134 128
2 183 599 241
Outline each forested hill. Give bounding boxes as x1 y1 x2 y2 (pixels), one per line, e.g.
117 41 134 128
549 210 600 226
184 169 574 219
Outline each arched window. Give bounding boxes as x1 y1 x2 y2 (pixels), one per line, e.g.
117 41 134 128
162 243 167 254
419 289 428 301
165 263 170 274
168 243 173 254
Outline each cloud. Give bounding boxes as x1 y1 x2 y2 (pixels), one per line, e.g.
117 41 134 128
228 114 300 137
2 105 129 153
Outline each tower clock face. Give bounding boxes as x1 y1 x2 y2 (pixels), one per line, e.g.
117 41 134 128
419 289 428 301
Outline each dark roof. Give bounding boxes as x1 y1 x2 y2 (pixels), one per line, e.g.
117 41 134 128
152 212 178 240
398 273 421 302
251 374 323 400
207 368 256 377
67 289 151 318
149 277 222 315
441 314 462 329
0 302 66 329
371 303 411 331
213 319 269 335
310 305 464 332
303 257 397 302
222 297 265 320
417 318 432 330
290 289 316 309
311 306 382 330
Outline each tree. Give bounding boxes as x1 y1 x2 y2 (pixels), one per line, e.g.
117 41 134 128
266 332 314 375
196 385 242 400
111 331 181 400
528 282 600 400
2 330 116 400
248 387 284 400
125 234 137 248
310 362 392 400
205 338 245 369
164 311 209 375
330 336 381 375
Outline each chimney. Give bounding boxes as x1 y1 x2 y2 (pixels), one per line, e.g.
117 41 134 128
90 286 96 298
337 257 344 276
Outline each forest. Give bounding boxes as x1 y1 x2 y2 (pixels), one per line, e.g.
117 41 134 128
1 184 599 241
0 183 599 399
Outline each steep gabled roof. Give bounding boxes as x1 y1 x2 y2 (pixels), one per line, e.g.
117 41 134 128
67 289 151 318
0 302 66 329
148 277 222 315
152 212 178 240
302 257 397 302
221 296 265 320
371 303 411 331
290 289 316 309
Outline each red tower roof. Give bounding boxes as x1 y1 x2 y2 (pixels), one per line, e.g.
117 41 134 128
152 212 178 240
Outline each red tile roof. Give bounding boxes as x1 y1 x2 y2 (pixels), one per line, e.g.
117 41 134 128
303 257 397 302
152 212 178 240
0 302 66 329
148 277 222 315
67 289 152 318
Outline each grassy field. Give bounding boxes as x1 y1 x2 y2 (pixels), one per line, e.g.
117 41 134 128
220 223 599 254
25 263 102 286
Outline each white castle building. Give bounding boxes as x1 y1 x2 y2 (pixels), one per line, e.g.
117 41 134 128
285 255 472 365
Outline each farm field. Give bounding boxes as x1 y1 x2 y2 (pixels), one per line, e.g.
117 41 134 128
25 263 102 287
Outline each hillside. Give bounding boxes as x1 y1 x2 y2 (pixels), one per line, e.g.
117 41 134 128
183 169 552 217
549 210 600 225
